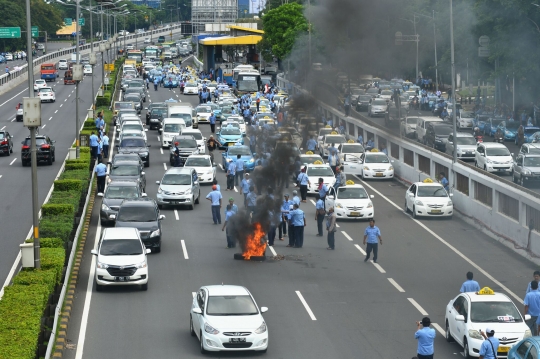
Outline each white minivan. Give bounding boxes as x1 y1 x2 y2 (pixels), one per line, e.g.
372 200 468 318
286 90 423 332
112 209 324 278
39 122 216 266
161 118 186 148
416 116 443 144
475 142 513 173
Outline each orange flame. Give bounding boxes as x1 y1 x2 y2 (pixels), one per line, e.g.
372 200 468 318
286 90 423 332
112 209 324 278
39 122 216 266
243 223 266 260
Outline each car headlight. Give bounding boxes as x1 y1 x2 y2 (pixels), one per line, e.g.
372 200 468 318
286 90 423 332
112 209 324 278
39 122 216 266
468 329 483 340
150 229 161 238
486 159 493 163
157 187 163 194
97 261 109 269
505 131 510 135
414 200 424 206
185 188 192 195
447 201 453 206
335 202 343 209
135 260 147 268
101 203 111 211
226 158 232 162
388 166 394 171
249 158 254 163
525 329 532 338
140 152 148 156
204 322 219 335
206 169 213 174
367 202 373 208
524 169 532 175
255 321 267 334
363 166 370 171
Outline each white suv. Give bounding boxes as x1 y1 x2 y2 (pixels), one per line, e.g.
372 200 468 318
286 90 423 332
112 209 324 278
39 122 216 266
446 132 477 161
58 59 68 70
91 227 150 291
475 142 513 173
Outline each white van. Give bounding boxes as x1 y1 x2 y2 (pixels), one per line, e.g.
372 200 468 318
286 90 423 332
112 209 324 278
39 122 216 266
167 103 198 128
181 128 206 154
161 118 186 148
416 116 443 144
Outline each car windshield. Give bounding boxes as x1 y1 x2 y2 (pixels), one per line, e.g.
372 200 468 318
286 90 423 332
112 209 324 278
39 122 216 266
434 126 453 136
337 187 368 199
206 295 259 316
477 116 489 122
407 118 418 124
125 95 140 101
490 119 505 127
40 88 52 93
325 136 346 144
123 124 143 132
301 156 323 164
470 301 522 323
99 239 143 256
110 165 139 176
417 185 448 197
185 158 211 167
120 138 145 147
525 128 540 135
184 132 202 140
228 146 251 156
197 107 211 113
307 166 334 177
163 124 182 133
105 185 139 199
151 108 166 116
373 100 387 105
364 154 389 163
486 148 511 156
221 128 241 136
381 91 393 96
185 83 197 88
367 88 379 94
505 122 520 130
341 144 363 153
161 173 191 185
461 112 475 119
455 137 477 145
176 139 197 147
116 206 156 222
524 157 540 167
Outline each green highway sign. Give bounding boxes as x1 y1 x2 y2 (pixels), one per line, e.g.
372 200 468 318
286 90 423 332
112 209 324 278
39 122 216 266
64 18 72 25
31 26 38 37
0 27 21 39
78 18 85 26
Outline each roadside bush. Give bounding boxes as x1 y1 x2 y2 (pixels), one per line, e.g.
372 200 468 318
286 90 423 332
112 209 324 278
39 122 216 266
48 190 81 212
36 237 63 248
54 179 83 192
60 169 90 182
41 247 66 283
39 215 74 244
65 162 89 171
42 204 74 217
12 269 57 293
96 95 110 107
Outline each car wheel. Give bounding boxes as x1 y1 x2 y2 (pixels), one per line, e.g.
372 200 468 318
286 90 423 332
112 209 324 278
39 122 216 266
158 204 163 210
190 315 196 336
412 205 418 219
195 192 200 204
47 155 52 165
463 339 472 359
52 151 55 162
404 201 409 213
141 282 148 291
154 244 161 253
445 321 454 342
6 147 10 156
22 160 28 167
520 176 525 187
484 165 487 171
189 199 194 210
95 282 103 292
200 331 207 354
145 158 149 167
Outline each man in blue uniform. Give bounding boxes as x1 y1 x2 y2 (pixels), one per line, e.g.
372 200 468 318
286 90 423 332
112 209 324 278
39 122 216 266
460 272 481 293
363 219 382 263
415 317 436 359
206 185 222 224
94 159 108 196
287 204 305 248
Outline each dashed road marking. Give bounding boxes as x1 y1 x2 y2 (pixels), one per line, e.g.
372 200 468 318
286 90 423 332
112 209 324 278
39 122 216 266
181 239 189 259
432 323 445 336
341 231 353 241
160 148 163 154
174 209 179 220
372 262 386 273
48 116 52 121
9 158 16 166
387 278 405 292
0 126 5 131
55 110 58 113
309 199 316 206
42 124 46 129
163 163 167 171
354 243 366 255
408 298 428 315
295 291 317 320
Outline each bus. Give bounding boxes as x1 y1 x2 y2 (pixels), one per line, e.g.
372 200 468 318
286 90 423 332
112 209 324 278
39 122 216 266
235 70 261 95
233 65 254 82
144 46 159 60
126 50 143 65
40 63 58 81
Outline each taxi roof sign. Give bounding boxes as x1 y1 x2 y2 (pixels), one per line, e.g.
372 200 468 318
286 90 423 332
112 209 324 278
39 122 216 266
370 148 380 152
347 139 355 143
423 178 434 183
313 160 323 164
331 131 338 135
305 151 314 155
325 125 331 128
346 180 355 185
477 287 495 295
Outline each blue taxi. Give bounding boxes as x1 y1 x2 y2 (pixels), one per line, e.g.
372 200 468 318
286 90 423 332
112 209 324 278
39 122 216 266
524 127 540 143
496 120 520 141
163 77 178 88
216 124 244 149
221 144 255 172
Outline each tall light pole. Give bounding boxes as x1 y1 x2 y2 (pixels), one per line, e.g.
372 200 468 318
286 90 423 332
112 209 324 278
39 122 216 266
90 0 94 109
450 0 458 168
414 11 438 91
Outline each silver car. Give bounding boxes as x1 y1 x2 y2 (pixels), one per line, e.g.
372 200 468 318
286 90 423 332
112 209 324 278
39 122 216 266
512 154 540 186
156 167 201 210
446 132 477 160
368 99 388 118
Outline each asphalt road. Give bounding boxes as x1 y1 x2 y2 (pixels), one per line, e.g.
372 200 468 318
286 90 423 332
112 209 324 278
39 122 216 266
63 67 537 359
4 42 77 69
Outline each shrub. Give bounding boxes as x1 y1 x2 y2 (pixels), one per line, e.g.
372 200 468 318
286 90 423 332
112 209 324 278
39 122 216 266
42 204 74 217
96 96 110 107
39 237 63 248
0 283 49 330
39 215 74 244
12 269 57 293
54 179 83 192
48 190 81 212
60 169 90 182
65 163 89 171
41 247 66 283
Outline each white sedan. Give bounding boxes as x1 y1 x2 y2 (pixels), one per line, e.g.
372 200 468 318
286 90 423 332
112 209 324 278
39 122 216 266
405 181 453 218
306 164 336 194
360 151 394 179
190 285 269 353
38 87 56 103
33 79 47 92
183 155 215 183
196 105 213 123
83 64 92 75
445 287 531 358
144 38 151 44
325 183 374 219
184 82 198 94
339 142 365 175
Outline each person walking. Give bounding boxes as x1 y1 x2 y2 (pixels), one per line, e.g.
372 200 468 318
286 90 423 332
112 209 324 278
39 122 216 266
526 271 540 294
478 328 499 359
317 178 329 206
292 190 301 207
315 196 325 236
209 111 216 133
206 185 222 224
246 185 257 217
227 197 238 214
297 167 310 202
415 317 436 359
267 209 278 246
524 281 540 336
439 172 449 193
280 194 292 240
94 159 108 196
226 160 236 190
288 203 305 248
333 166 346 191
306 136 317 152
173 142 181 167
235 154 244 186
89 131 100 161
460 272 481 293
240 173 251 207
102 133 110 160
363 218 382 263
221 204 236 248
326 206 337 250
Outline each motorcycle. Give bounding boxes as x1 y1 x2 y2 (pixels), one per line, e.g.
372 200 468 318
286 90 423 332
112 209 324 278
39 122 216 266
474 134 484 143
494 130 504 143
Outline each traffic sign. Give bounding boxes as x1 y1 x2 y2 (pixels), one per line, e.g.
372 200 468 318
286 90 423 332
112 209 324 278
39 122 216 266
31 26 38 37
0 27 21 39
78 18 85 26
478 47 490 57
64 18 72 26
479 35 490 47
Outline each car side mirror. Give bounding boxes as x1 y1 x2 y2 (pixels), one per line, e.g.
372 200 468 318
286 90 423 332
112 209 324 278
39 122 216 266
192 308 202 314
91 249 98 255
144 128 148 132
159 214 166 220
391 160 395 163
370 195 375 199
455 315 465 322
449 193 454 197
146 248 151 254
144 107 148 110
260 307 268 313
525 314 532 321
142 193 148 197
156 181 160 184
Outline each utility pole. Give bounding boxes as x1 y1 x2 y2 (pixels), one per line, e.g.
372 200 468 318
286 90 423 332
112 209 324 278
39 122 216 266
75 0 81 158
450 0 457 168
101 2 104 89
90 0 94 109
433 10 438 91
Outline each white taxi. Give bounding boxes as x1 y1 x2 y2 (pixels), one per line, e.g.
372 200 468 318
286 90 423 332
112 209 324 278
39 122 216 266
226 116 246 133
38 87 56 103
325 181 374 219
339 141 365 175
445 287 531 358
360 150 394 180
405 179 453 218
319 133 346 157
83 64 93 75
183 155 215 183
184 82 199 95
306 163 336 194
33 79 47 92
196 105 212 123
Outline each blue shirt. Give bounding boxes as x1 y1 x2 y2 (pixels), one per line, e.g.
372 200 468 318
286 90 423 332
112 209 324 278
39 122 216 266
227 161 236 176
316 199 324 210
364 225 381 243
209 115 216 124
225 209 235 222
526 281 540 294
357 135 363 144
102 135 109 146
281 200 293 213
292 196 300 206
415 327 436 356
288 208 304 226
525 290 540 316
206 190 222 206
241 178 251 193
246 192 257 207
89 134 99 147
226 203 238 215
235 159 244 171
479 337 499 359
460 280 481 293
318 184 329 198
297 172 309 185
95 118 101 128
306 139 317 151
441 177 449 192
94 163 107 176
366 140 374 148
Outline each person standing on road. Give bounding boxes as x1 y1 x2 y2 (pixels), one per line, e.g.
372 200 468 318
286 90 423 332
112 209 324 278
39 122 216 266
318 178 329 206
89 131 100 161
102 132 110 160
328 147 340 174
363 219 382 263
297 167 310 202
315 196 325 236
173 141 181 167
280 194 292 240
326 206 337 250
333 166 346 191
292 190 301 207
415 317 436 359
240 173 251 207
478 328 499 359
206 185 222 224
306 136 317 152
221 204 236 249
246 185 257 217
235 154 244 186
95 159 108 196
526 271 540 294
460 272 481 293
153 77 158 91
288 203 305 248
524 280 540 335
209 112 216 133
226 159 236 190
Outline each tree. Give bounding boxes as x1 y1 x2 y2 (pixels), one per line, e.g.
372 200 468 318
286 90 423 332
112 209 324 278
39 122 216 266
259 3 308 61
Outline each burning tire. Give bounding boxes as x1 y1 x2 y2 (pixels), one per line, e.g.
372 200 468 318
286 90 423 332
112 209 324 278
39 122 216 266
234 253 266 261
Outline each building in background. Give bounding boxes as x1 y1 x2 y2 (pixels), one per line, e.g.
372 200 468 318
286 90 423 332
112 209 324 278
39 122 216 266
191 0 238 34
238 0 249 18
249 0 265 13
128 0 162 9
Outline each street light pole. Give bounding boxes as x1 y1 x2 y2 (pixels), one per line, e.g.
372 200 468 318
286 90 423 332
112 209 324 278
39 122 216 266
75 0 81 158
101 3 104 88
90 0 94 109
433 10 438 91
450 0 457 167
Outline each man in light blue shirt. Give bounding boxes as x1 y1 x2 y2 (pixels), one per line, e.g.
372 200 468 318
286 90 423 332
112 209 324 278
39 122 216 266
235 154 244 186
227 197 238 214
221 204 236 248
246 185 257 217
357 134 364 145
292 190 301 207
460 272 481 293
478 328 499 359
94 159 108 195
209 112 216 133
102 134 110 160
363 219 382 263
315 196 325 236
317 178 329 205
279 194 293 240
89 131 100 160
240 173 251 207
525 280 540 335
525 271 540 294
226 160 236 190
415 317 436 359
206 185 222 224
306 136 317 152
287 204 305 248
297 168 310 202
365 138 374 150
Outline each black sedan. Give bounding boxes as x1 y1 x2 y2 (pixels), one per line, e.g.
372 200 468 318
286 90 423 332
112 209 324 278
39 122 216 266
0 130 13 156
21 135 55 166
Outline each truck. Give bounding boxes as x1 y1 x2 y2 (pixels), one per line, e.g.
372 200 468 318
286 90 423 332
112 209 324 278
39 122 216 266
167 103 198 129
64 70 76 85
124 59 137 69
40 63 58 82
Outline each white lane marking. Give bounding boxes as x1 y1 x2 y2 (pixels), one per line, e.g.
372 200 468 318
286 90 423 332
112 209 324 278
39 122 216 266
174 209 179 220
64 98 67 102
157 136 160 141
160 148 163 154
42 124 46 129
48 116 52 121
309 199 316 205
219 164 224 171
10 118 14 122
341 231 353 241
181 239 189 259
353 175 524 305
0 126 4 131
354 243 366 255
233 186 238 192
55 110 58 113
267 244 277 256
9 158 16 165
68 94 71 97
335 223 340 227
0 87 27 108
74 217 101 359
432 323 445 336
388 278 405 292
0 175 2 178
59 104 63 107
295 291 317 320
408 298 429 315
163 163 167 171
372 261 386 273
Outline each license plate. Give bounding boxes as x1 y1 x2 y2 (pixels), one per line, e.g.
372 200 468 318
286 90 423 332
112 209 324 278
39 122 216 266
430 209 441 213
230 338 246 343
350 212 360 216
374 173 384 177
498 346 510 353
115 277 128 282
228 142 235 146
